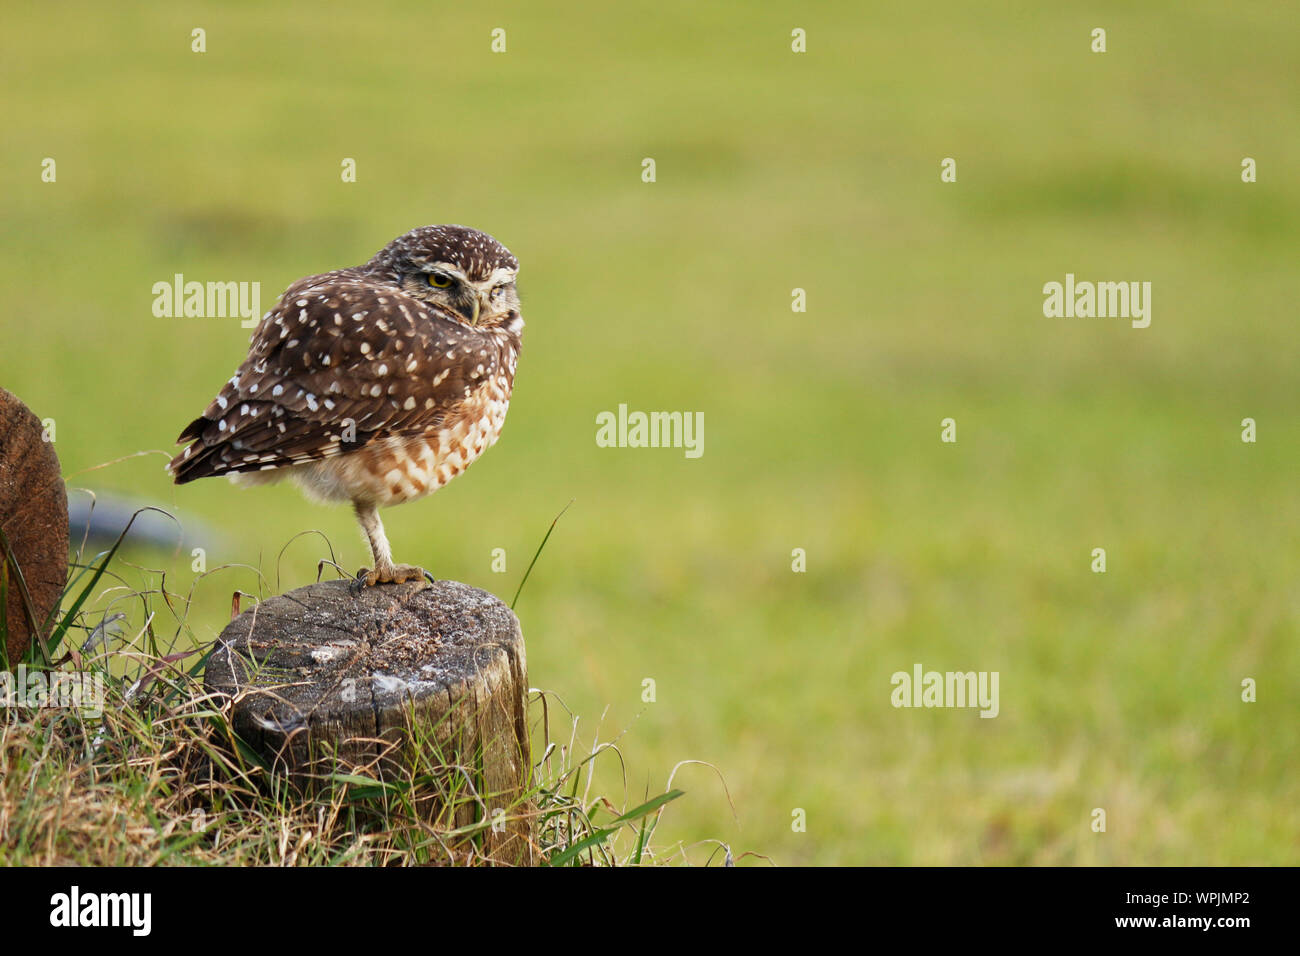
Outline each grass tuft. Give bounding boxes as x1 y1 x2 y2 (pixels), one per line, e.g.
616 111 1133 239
0 512 747 865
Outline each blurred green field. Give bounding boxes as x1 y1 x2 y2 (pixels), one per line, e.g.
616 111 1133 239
2 1 1297 864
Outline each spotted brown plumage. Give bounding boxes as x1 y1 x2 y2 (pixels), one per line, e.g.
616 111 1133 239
168 225 524 586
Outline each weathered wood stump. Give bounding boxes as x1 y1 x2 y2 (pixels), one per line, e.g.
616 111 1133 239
0 387 68 665
204 578 532 864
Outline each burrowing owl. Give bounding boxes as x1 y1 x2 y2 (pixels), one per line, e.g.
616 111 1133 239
168 225 523 585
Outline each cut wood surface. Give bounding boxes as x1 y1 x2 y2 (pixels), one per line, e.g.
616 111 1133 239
204 577 532 863
0 387 68 664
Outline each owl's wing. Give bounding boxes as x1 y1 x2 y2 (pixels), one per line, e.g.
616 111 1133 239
168 272 484 483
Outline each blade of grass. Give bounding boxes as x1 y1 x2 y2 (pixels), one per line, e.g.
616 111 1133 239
544 789 684 866
511 499 573 610
45 507 175 662
0 524 49 664
608 788 684 825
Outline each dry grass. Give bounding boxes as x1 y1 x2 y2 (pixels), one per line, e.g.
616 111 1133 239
0 662 711 865
0 520 746 866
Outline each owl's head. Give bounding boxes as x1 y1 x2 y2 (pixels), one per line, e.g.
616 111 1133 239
368 224 522 333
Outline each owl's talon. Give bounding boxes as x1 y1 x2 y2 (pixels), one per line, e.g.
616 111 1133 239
359 564 432 587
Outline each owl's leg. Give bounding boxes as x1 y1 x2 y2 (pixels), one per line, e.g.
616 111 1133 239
353 502 432 586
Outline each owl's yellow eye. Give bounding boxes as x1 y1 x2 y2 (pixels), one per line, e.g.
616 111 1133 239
428 273 452 288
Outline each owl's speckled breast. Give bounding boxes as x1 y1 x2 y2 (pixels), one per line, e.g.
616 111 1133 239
291 375 512 508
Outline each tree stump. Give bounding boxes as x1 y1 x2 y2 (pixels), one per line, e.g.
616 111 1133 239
204 578 532 864
0 387 68 665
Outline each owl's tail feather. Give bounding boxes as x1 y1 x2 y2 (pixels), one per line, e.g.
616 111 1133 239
168 438 221 484
167 417 208 483
176 416 207 444
169 411 368 485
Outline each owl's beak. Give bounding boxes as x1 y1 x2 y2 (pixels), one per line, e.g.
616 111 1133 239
455 288 481 326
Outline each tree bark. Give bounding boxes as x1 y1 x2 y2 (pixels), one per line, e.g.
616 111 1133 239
0 387 68 665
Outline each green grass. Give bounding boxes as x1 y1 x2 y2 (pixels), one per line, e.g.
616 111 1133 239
1 538 698 866
1 0 1297 864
